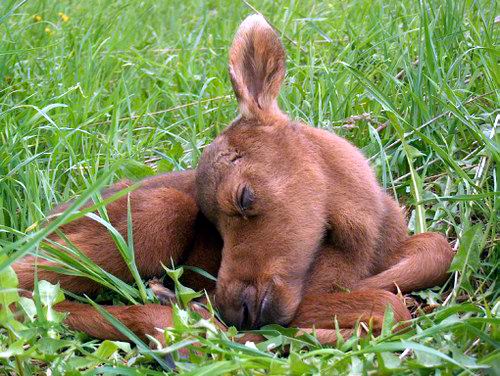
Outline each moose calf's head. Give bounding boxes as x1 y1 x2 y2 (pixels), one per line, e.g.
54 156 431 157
196 15 328 329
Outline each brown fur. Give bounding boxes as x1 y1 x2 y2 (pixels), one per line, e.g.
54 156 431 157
13 14 454 346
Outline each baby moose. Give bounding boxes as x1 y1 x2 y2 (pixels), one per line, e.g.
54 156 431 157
14 14 454 345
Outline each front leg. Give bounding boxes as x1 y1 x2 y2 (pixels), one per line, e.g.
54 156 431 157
290 289 411 340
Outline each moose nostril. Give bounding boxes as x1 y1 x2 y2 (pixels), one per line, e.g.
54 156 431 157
259 288 271 321
237 285 261 329
239 284 276 329
257 285 288 327
241 299 251 329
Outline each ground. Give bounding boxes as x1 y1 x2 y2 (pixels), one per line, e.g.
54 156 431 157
0 0 498 374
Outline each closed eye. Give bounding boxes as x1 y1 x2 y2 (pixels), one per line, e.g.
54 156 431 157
236 185 254 215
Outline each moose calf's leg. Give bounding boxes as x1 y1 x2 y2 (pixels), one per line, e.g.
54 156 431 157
55 300 222 344
58 290 399 347
14 187 199 294
291 289 411 333
13 257 102 295
297 328 356 345
356 232 454 293
55 301 174 343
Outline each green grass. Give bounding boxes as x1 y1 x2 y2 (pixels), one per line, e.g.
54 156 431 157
0 0 498 374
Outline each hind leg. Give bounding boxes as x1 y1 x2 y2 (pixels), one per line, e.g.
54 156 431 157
14 182 200 295
355 232 454 293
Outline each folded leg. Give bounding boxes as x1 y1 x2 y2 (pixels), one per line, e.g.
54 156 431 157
14 180 200 295
355 232 454 293
55 299 223 344
290 289 411 340
55 301 174 343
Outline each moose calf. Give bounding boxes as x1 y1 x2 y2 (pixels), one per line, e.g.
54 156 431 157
14 14 454 345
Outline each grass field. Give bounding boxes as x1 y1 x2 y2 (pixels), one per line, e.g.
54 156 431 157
0 0 498 374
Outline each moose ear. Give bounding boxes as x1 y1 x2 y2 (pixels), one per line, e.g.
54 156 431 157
229 14 286 120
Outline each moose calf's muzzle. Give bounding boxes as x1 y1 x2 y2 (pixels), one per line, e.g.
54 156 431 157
217 281 286 330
